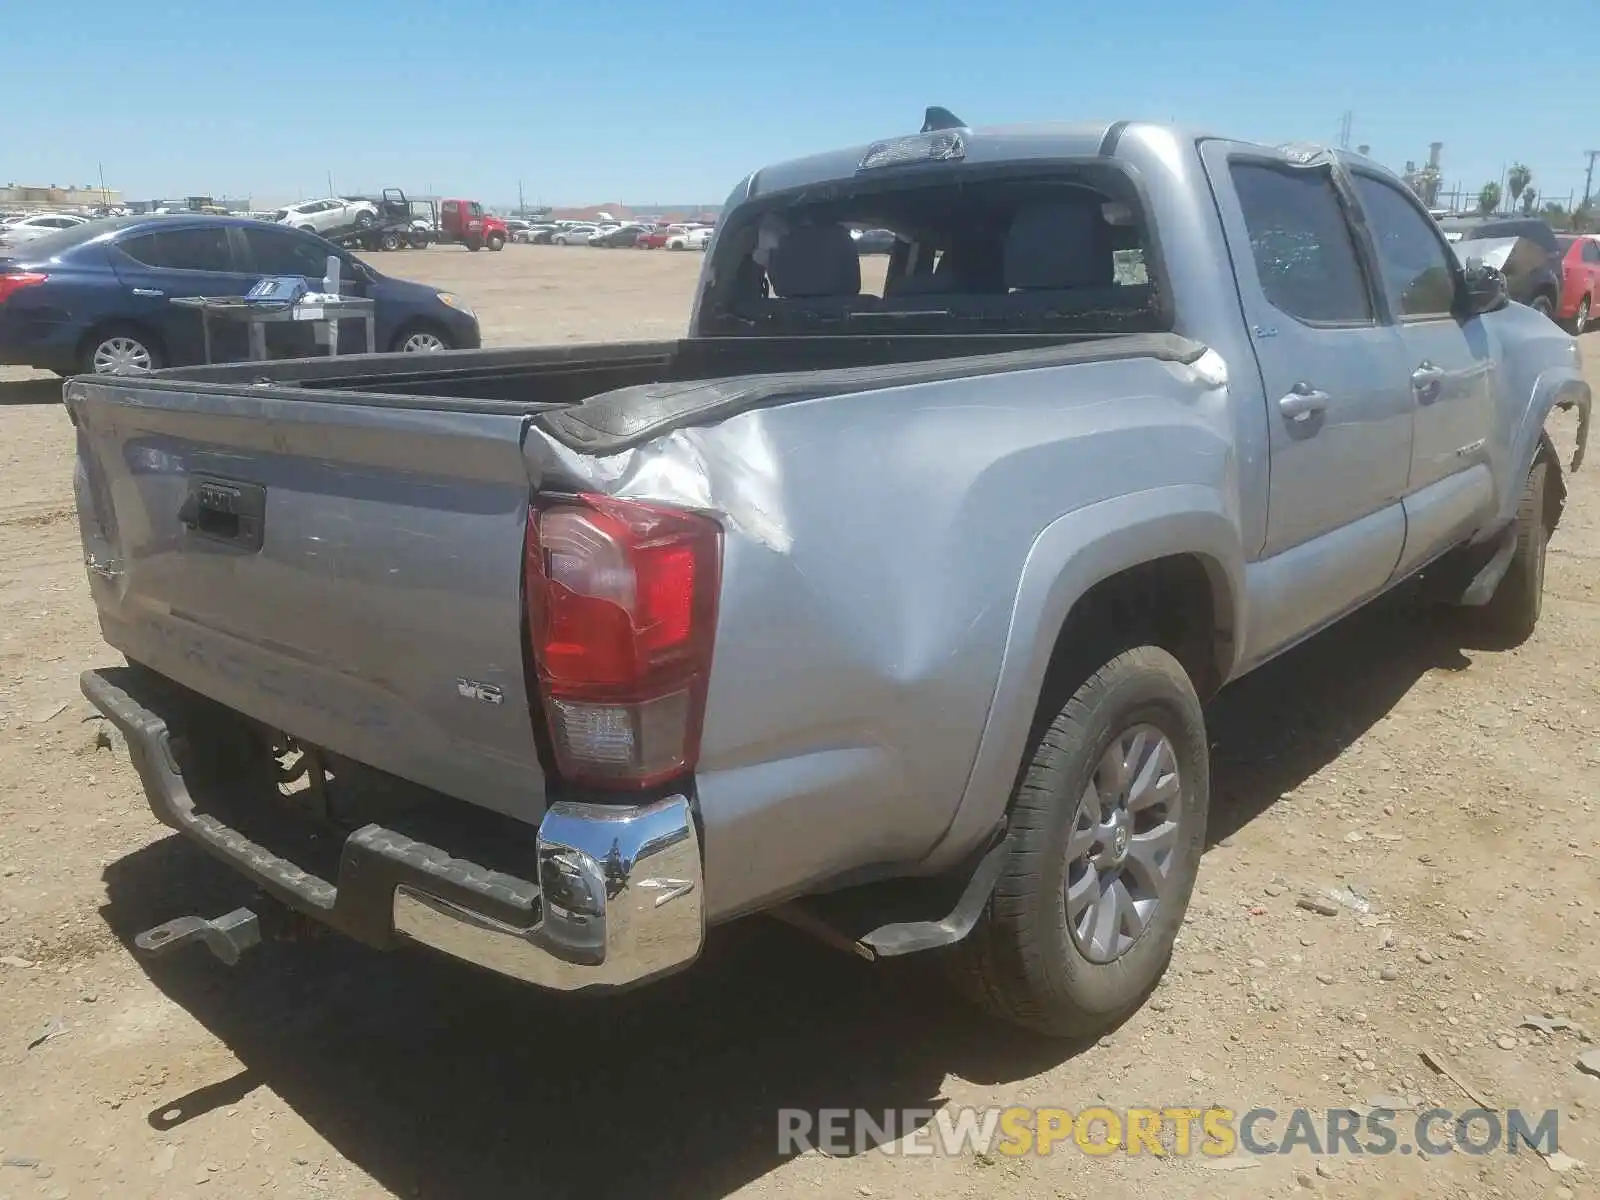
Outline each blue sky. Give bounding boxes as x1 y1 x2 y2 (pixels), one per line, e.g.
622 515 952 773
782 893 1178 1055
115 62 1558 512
9 0 1596 209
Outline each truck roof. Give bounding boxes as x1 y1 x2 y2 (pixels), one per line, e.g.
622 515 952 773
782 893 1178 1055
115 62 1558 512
739 119 1373 201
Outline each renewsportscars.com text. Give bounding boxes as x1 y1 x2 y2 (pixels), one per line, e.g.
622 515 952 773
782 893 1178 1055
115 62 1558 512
778 1105 1561 1159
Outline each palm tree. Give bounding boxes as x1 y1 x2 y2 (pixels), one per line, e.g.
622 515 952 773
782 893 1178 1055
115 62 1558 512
1477 182 1502 215
1507 163 1533 211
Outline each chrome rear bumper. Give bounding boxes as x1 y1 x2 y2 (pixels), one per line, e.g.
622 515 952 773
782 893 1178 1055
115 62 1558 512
83 665 705 993
392 796 704 990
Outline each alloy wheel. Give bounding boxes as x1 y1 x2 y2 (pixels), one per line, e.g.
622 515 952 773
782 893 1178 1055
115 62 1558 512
1064 723 1183 963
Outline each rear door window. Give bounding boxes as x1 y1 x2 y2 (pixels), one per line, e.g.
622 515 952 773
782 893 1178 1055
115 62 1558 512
241 226 338 278
117 226 236 273
1229 162 1373 325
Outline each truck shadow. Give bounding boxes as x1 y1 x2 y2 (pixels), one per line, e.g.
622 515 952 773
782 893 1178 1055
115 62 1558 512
1204 588 1471 845
98 588 1475 1198
100 849 1066 1199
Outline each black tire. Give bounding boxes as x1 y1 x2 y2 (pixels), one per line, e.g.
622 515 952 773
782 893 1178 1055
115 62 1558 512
354 211 375 228
487 234 505 252
1530 293 1556 322
408 232 429 250
946 646 1209 1038
466 237 483 252
1473 457 1549 645
379 231 401 251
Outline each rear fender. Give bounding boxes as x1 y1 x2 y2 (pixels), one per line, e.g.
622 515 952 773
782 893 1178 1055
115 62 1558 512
917 485 1244 871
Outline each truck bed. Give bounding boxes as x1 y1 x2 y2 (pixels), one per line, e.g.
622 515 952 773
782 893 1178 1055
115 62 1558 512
67 331 1205 825
123 331 1205 451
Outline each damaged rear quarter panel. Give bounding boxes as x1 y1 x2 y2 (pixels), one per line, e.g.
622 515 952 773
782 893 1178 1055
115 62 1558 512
525 353 1241 921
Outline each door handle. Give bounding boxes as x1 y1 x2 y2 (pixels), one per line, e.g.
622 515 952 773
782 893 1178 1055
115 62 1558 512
1278 384 1330 422
132 288 164 297
1411 361 1446 402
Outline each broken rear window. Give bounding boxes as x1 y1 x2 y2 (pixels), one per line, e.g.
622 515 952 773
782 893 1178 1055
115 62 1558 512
697 167 1167 337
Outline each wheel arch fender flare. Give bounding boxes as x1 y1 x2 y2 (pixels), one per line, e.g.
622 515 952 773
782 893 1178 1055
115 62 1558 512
917 485 1245 872
1495 369 1589 532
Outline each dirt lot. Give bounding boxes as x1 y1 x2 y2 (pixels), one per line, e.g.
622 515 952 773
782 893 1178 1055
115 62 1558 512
0 245 1596 1200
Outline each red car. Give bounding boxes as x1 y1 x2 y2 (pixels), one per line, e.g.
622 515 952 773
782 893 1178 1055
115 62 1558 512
637 224 687 249
1556 234 1600 334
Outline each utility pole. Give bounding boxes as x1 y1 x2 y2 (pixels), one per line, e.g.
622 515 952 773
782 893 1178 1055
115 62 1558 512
326 169 334 198
518 178 525 215
1337 110 1352 150
1583 150 1599 213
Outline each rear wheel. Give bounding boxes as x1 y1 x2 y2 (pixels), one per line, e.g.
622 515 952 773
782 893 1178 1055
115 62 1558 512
946 646 1208 1037
1530 293 1556 322
354 211 375 228
466 236 483 252
408 231 429 250
379 231 402 251
81 325 163 376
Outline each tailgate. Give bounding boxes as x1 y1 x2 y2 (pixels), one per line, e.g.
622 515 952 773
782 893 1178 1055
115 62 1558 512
69 378 547 821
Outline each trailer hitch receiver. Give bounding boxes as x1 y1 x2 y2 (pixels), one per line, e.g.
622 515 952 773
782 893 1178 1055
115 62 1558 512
134 908 262 966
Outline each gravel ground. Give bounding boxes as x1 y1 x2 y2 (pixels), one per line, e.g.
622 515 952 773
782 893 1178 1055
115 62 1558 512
0 245 1596 1200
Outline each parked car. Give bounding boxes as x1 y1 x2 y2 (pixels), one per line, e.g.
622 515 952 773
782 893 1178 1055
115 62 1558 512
1437 215 1563 320
0 212 90 249
272 198 380 236
551 224 599 245
665 225 713 250
851 227 899 254
0 215 480 375
637 224 686 249
589 223 647 248
65 119 1589 1042
525 224 559 244
1555 234 1600 334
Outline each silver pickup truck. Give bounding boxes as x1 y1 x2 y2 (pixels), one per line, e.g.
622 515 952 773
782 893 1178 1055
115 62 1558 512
71 114 1590 1037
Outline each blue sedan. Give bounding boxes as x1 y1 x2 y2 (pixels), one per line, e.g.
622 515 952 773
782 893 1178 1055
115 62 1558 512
0 215 481 375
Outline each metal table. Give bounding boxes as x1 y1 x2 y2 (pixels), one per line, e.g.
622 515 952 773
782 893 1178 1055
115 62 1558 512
169 295 377 364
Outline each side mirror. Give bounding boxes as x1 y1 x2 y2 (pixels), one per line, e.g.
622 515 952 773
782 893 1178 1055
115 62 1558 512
1459 257 1509 315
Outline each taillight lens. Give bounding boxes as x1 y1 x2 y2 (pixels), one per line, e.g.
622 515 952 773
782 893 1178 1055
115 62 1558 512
525 494 720 788
0 273 47 304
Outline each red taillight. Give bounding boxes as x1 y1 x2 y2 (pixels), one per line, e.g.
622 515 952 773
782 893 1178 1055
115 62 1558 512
0 273 47 304
525 493 720 789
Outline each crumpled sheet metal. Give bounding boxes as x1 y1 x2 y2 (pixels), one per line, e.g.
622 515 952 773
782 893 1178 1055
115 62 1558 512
526 412 796 554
